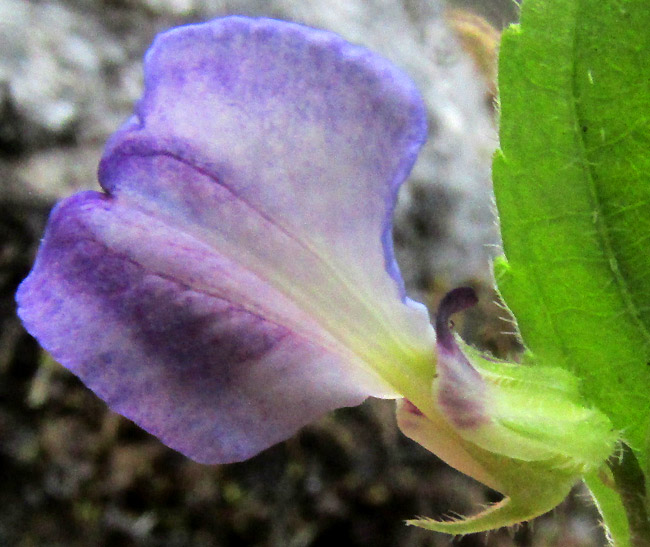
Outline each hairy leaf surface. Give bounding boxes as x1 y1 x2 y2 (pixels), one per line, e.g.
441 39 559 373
494 0 650 468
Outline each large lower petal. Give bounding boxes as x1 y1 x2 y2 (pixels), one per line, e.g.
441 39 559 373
17 193 379 463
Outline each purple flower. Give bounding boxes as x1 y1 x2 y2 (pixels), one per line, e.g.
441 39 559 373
16 19 618 534
16 17 437 464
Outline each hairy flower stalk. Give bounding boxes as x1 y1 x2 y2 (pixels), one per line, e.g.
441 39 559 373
16 16 616 535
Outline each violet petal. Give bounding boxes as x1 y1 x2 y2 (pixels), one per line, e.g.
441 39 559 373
17 17 435 463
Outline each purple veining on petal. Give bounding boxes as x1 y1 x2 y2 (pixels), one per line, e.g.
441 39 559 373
17 193 372 463
434 288 489 430
401 399 425 417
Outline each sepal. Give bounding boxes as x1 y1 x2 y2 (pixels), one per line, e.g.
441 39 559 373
397 287 617 533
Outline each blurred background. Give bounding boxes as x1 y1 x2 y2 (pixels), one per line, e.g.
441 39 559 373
0 0 606 545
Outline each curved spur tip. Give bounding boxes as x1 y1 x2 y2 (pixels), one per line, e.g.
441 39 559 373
435 287 478 348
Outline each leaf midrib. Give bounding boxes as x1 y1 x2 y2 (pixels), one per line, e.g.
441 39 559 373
569 0 650 349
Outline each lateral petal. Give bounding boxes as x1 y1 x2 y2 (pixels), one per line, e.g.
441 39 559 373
98 18 435 387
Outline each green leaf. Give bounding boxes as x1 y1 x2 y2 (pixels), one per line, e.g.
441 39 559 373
584 471 631 547
494 0 650 473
